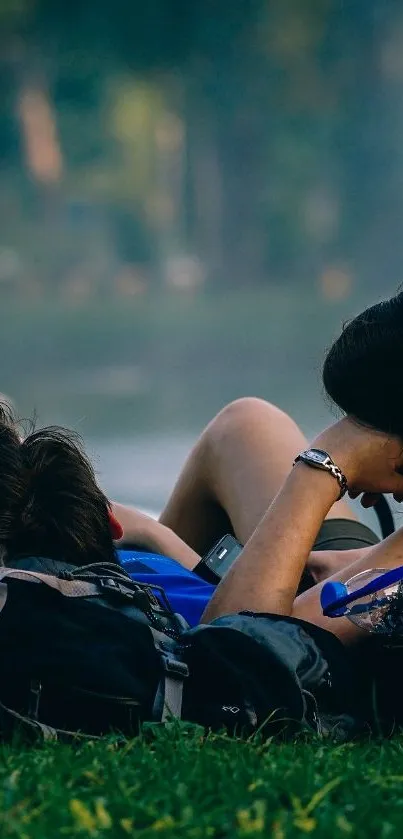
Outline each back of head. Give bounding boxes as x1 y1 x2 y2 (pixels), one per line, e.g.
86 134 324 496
0 406 117 566
0 404 25 563
323 292 403 438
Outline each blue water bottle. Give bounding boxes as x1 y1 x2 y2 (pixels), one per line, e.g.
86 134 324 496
321 566 403 634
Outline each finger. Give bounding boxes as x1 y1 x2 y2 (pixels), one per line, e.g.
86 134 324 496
391 477 403 498
361 493 381 508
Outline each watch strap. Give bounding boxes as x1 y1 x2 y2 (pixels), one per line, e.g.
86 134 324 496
294 450 348 499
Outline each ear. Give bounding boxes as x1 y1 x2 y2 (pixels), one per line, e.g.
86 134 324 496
107 509 124 541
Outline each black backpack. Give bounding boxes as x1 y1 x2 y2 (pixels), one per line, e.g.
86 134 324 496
0 556 362 742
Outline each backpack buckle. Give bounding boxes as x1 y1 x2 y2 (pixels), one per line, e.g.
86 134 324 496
99 577 128 597
160 654 189 679
99 577 152 611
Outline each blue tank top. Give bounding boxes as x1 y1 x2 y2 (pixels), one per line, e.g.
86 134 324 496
116 549 215 627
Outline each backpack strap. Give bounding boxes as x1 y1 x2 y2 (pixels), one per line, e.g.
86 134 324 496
152 652 189 722
149 629 189 722
0 568 100 601
0 698 58 741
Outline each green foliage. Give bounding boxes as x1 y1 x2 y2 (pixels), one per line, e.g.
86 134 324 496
1 1 403 291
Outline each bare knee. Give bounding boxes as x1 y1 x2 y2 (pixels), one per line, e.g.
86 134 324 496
215 396 290 424
206 397 302 445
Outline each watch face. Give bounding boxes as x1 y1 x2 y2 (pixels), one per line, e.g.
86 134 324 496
306 449 327 464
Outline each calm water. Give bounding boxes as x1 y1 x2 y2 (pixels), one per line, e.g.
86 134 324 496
88 434 196 512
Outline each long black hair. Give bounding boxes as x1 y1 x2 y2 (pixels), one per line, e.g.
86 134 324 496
323 292 403 437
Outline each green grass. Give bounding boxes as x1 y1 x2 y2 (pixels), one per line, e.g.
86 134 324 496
1 727 403 837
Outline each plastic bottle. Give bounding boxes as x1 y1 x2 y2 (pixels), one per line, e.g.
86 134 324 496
321 568 403 634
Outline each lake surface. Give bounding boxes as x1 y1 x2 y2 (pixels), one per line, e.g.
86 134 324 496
88 433 195 512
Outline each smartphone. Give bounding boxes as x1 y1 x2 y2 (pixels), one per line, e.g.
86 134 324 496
194 534 243 584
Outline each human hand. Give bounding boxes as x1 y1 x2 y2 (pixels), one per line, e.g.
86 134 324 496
311 417 403 501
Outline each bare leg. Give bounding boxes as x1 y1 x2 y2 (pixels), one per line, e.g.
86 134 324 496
159 397 356 556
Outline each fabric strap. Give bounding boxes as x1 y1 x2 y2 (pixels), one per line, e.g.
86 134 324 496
149 627 188 722
0 567 100 600
151 653 189 722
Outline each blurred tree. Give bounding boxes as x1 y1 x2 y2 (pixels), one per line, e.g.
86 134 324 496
1 0 403 293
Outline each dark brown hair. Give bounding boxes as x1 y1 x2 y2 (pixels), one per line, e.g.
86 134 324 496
0 405 117 566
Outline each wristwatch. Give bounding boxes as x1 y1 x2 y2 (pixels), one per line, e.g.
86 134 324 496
293 448 348 499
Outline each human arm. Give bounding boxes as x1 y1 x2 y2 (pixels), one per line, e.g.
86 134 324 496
202 417 403 623
292 528 403 643
112 498 366 584
201 463 340 621
110 502 200 569
307 546 373 584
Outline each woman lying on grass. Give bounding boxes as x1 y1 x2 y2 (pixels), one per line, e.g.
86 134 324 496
202 291 403 646
1 291 403 648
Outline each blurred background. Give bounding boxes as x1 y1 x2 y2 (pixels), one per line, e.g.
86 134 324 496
0 0 401 521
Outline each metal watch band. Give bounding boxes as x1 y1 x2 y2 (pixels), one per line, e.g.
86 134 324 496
324 459 348 499
293 451 348 500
